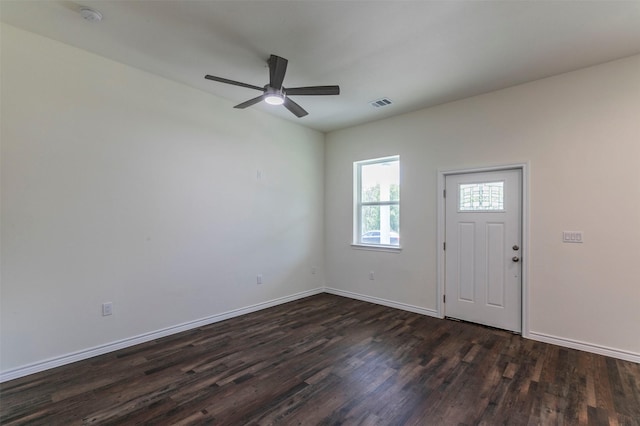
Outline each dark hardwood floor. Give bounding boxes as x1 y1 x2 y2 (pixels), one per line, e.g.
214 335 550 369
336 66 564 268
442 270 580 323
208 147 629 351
1 294 639 425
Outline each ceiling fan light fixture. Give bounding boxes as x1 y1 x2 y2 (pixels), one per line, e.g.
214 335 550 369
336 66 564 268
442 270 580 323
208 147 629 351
264 94 284 105
264 87 285 105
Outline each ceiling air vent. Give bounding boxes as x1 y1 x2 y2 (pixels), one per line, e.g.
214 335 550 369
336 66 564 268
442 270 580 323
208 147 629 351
370 98 393 108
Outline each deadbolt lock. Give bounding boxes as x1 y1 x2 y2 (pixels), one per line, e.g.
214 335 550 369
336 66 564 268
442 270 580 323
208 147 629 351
512 256 520 262
512 245 519 251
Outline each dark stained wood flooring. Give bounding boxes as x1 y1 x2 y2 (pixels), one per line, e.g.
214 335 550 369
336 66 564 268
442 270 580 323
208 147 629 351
1 293 639 425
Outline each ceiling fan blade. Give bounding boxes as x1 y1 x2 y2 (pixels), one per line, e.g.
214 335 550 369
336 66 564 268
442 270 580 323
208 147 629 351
268 55 288 90
285 86 340 96
283 97 308 118
205 75 264 92
234 95 265 109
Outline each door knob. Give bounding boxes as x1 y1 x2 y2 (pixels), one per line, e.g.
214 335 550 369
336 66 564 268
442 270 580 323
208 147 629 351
512 245 519 251
512 256 520 262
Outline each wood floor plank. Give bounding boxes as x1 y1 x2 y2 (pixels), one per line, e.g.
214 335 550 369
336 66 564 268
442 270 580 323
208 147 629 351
1 294 639 425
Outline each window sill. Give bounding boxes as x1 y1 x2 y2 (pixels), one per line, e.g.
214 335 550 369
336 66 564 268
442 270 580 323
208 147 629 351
351 244 402 253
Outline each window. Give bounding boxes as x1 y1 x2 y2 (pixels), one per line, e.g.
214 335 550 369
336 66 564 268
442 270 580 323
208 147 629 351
354 156 400 247
459 181 504 211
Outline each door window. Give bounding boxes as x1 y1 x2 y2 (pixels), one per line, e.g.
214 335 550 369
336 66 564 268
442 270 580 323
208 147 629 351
459 181 504 211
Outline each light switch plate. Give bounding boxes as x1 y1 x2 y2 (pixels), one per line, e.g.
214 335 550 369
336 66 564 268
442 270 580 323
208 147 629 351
563 231 583 243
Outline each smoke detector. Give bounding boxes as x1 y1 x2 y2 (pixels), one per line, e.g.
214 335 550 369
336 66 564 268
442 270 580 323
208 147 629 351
79 7 103 22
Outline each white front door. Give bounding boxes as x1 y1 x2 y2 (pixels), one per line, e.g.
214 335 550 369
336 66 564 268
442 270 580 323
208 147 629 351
445 169 522 332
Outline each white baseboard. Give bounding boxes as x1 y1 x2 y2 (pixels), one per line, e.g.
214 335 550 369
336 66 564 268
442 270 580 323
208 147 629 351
0 288 323 383
324 287 440 318
527 331 640 364
4 288 637 383
326 288 639 364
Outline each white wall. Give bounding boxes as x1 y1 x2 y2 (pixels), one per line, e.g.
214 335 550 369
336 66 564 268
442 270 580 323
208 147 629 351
1 25 325 373
2 24 639 378
325 55 640 358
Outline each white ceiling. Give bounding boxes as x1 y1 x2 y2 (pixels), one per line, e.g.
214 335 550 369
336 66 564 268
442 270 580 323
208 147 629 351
2 1 640 133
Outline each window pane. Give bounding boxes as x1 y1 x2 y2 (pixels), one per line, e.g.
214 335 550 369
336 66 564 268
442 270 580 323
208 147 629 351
361 206 379 235
459 181 504 211
354 156 400 247
361 160 399 202
390 205 399 233
360 205 400 246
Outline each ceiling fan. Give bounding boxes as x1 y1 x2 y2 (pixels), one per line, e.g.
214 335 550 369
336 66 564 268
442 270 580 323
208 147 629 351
205 54 340 118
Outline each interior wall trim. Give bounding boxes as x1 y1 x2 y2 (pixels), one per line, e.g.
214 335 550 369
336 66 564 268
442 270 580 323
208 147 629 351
327 287 639 364
528 331 640 364
0 288 324 383
3 288 637 383
324 287 440 318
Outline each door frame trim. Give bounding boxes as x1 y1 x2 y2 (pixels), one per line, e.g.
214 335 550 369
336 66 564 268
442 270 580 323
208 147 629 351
437 163 530 337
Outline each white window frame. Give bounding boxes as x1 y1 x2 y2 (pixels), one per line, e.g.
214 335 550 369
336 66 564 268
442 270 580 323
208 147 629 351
352 155 401 251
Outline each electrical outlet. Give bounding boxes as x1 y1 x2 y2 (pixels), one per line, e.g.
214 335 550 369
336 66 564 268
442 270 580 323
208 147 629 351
102 302 113 316
369 271 375 280
257 274 263 285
